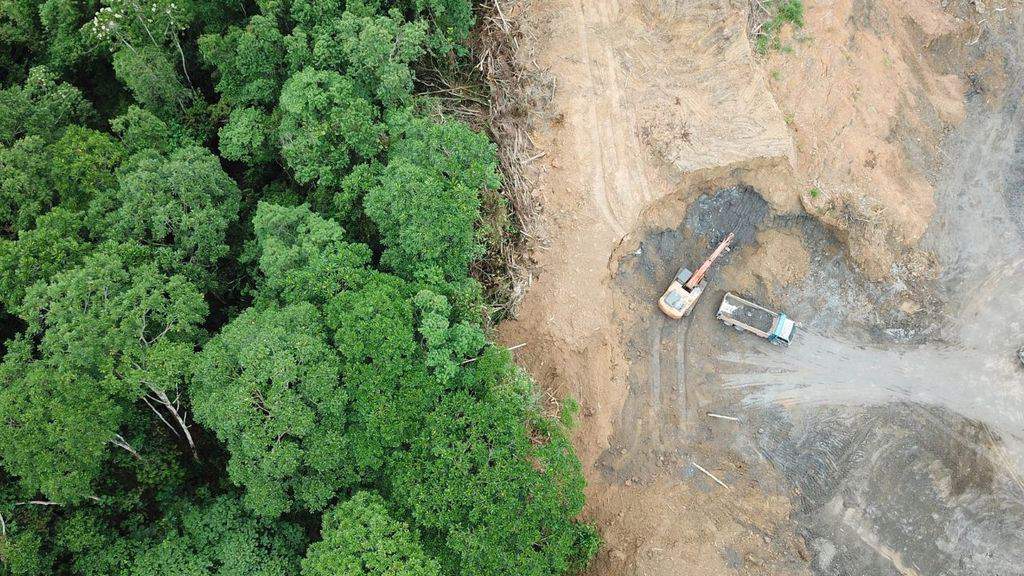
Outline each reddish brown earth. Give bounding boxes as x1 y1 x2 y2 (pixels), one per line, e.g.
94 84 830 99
495 1 1024 575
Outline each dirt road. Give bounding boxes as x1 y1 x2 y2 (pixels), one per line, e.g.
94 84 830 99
499 1 1024 575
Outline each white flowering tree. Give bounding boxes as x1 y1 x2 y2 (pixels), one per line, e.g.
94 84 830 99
88 0 194 87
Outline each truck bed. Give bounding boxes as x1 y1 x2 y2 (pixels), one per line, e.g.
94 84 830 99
717 293 776 335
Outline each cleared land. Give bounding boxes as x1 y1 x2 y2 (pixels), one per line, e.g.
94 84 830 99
499 1 1024 574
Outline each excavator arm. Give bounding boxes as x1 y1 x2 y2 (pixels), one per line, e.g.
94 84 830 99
683 232 734 290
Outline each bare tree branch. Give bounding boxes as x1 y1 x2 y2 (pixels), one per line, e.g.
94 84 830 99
110 434 142 460
150 388 197 459
143 394 181 438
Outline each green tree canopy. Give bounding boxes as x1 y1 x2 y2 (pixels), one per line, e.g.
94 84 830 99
0 207 91 310
35 0 99 73
199 14 288 108
0 244 206 502
15 243 207 382
277 67 383 192
252 202 372 307
388 351 597 576
301 7 426 107
0 66 93 145
365 115 500 280
46 126 125 212
131 494 306 576
0 0 100 79
109 106 180 155
90 146 241 288
0 349 122 503
324 272 440 473
0 0 598 573
217 106 279 165
394 0 474 54
301 492 440 576
0 126 122 237
190 303 350 517
0 136 54 235
111 46 194 121
413 288 486 384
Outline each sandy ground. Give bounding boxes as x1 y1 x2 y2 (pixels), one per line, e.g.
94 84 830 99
497 0 1024 575
765 0 972 279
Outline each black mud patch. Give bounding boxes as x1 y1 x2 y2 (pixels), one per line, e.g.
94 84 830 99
755 404 1023 576
602 138 1024 576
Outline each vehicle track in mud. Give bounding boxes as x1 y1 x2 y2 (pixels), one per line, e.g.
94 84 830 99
609 191 1024 575
501 1 1024 574
569 0 658 236
600 15 1024 570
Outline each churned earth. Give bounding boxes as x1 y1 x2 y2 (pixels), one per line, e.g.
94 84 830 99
496 1 1024 575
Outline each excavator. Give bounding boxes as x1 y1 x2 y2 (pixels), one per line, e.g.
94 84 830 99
658 232 734 319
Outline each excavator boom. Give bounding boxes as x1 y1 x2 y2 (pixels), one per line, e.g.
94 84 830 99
684 232 734 290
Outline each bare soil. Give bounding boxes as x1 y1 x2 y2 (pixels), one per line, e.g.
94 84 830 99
767 0 973 279
723 228 810 300
496 1 1024 575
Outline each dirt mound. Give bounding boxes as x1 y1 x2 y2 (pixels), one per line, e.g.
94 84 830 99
519 0 796 240
723 228 811 303
629 1 795 202
763 0 974 278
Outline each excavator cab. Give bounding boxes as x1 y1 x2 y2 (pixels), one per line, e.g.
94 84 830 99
658 233 733 320
658 268 705 319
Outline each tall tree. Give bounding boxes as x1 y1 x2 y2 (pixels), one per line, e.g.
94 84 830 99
277 68 382 198
0 126 122 238
0 348 123 503
302 491 440 576
109 106 180 155
199 14 288 108
325 272 441 474
412 288 485 384
190 302 350 518
0 66 93 146
90 146 241 289
0 137 54 236
364 114 500 281
298 7 426 107
394 0 475 54
0 207 91 311
46 126 125 212
387 350 598 576
111 46 195 120
0 243 207 502
251 202 371 307
131 494 305 576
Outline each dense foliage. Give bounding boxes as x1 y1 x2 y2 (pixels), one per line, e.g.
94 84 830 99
0 1 598 575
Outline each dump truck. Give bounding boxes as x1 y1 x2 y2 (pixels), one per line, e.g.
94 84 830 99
658 233 734 319
716 292 796 346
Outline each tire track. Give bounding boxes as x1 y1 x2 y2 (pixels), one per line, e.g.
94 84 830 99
569 0 661 237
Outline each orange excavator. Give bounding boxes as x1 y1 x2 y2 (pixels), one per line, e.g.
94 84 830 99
658 232 735 319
